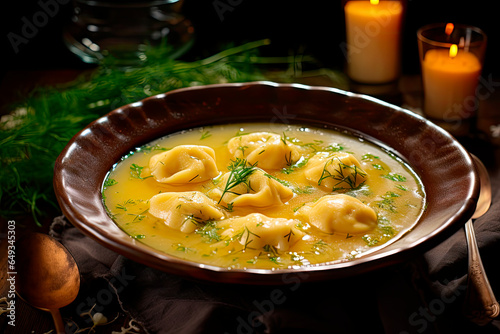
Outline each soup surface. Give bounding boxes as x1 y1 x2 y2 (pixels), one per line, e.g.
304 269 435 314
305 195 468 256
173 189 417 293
102 123 425 270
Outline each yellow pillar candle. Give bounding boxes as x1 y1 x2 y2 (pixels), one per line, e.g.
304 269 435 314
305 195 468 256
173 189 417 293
344 0 403 84
422 47 482 120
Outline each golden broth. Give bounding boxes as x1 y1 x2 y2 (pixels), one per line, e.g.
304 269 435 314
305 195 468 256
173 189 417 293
102 123 425 270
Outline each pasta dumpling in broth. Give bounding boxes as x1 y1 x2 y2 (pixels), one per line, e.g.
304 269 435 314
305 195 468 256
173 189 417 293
228 132 300 170
296 194 377 234
304 151 367 191
220 213 304 251
149 191 225 233
149 145 219 184
211 166 293 208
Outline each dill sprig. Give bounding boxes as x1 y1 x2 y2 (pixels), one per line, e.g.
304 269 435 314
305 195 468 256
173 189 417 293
318 157 367 192
218 158 258 204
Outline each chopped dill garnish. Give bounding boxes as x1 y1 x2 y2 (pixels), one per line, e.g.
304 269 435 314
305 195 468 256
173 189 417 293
382 173 407 182
235 129 249 137
182 214 204 228
241 226 260 250
263 173 289 186
284 151 293 167
395 184 408 191
298 139 323 152
237 145 249 156
130 163 152 180
263 173 313 195
104 178 118 187
263 244 279 256
293 203 306 212
140 145 169 153
375 191 400 213
227 157 247 171
378 216 396 237
312 239 327 253
362 153 380 161
281 132 288 145
221 202 234 212
116 198 137 211
218 159 258 204
196 220 222 242
362 235 379 247
318 157 366 191
174 243 195 253
325 143 345 152
200 131 212 140
127 208 148 222
284 228 295 242
116 204 128 211
281 156 309 175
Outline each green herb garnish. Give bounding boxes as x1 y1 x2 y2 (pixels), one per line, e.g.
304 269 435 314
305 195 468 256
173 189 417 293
200 131 212 140
218 159 258 204
281 156 309 175
196 220 222 242
318 157 366 191
104 178 118 187
130 163 152 180
362 154 380 161
241 226 260 250
383 173 407 182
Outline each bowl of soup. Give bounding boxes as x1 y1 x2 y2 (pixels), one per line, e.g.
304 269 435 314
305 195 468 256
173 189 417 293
54 82 479 284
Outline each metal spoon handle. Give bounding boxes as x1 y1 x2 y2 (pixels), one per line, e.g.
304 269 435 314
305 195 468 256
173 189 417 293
463 219 500 325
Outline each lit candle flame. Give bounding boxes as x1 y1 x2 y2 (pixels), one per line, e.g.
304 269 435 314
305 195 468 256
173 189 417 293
370 0 379 5
449 44 458 58
445 23 454 36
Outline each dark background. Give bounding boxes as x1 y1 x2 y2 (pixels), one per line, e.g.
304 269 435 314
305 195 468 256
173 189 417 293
2 0 499 78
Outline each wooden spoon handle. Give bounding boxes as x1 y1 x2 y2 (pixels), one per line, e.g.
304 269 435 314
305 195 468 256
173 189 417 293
49 308 66 334
463 219 500 325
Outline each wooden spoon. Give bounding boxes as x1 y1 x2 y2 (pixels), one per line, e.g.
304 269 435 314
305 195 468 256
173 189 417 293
16 232 80 333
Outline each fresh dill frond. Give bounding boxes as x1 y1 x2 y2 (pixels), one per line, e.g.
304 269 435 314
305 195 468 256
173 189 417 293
218 159 258 204
382 173 407 182
281 156 309 175
318 157 366 191
130 163 153 180
196 220 222 242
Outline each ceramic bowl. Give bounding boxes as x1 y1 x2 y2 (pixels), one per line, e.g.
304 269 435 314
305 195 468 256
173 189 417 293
54 82 479 284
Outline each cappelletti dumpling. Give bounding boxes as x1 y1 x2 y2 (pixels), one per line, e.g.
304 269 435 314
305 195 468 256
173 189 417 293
149 145 219 184
149 191 225 233
211 168 293 208
296 194 377 234
220 213 304 251
227 132 300 170
304 151 367 191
